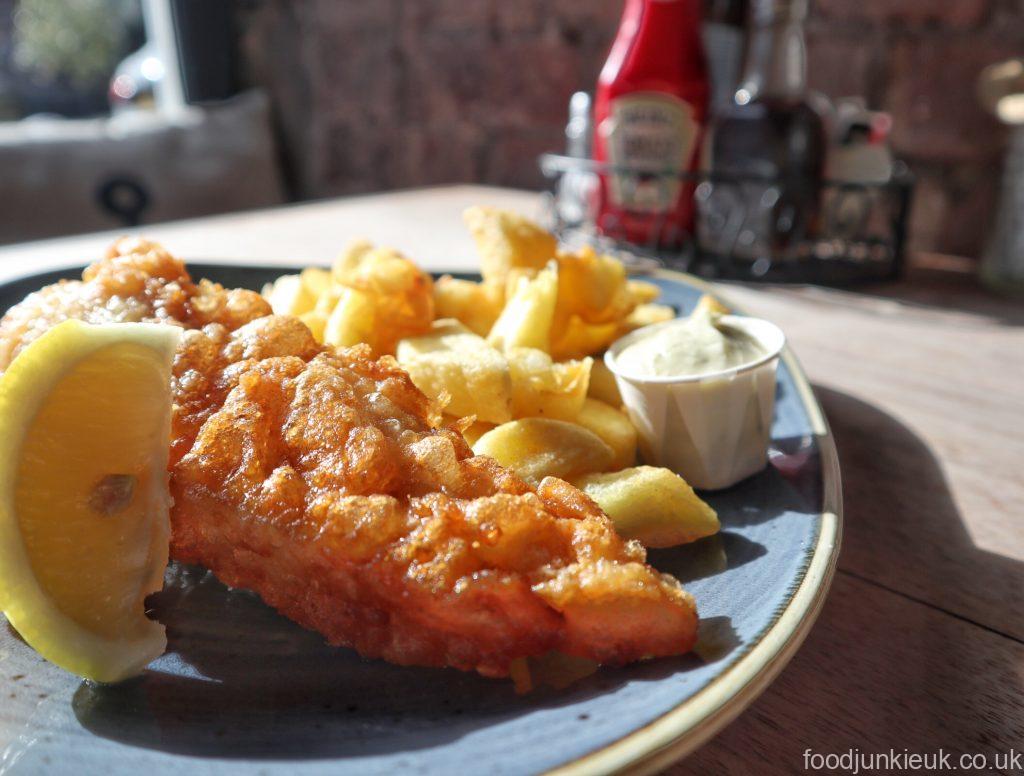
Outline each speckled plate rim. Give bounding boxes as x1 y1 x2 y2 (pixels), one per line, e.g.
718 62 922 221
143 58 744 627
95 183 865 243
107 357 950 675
547 267 843 776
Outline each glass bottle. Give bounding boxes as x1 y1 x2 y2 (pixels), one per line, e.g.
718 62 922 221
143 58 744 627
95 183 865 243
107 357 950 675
978 59 1024 296
702 0 747 115
593 0 710 249
700 0 825 265
982 124 1024 296
556 91 598 227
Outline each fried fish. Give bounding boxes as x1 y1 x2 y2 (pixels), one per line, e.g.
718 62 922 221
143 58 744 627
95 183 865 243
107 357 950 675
0 239 697 678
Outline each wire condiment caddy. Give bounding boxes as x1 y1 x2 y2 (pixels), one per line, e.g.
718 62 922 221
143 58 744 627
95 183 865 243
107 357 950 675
539 153 915 285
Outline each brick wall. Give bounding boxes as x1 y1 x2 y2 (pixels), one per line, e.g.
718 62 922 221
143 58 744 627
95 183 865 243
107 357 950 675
235 0 1024 258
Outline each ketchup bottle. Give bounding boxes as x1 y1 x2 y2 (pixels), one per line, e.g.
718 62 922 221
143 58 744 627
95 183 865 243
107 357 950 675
593 0 710 248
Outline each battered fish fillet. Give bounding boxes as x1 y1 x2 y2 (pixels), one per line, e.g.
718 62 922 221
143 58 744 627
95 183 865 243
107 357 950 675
0 239 698 678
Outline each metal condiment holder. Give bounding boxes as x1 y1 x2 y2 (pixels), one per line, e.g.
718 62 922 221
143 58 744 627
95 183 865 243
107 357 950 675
539 154 915 285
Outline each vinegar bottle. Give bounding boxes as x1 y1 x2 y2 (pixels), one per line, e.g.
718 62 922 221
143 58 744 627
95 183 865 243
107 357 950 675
593 0 711 249
703 0 826 261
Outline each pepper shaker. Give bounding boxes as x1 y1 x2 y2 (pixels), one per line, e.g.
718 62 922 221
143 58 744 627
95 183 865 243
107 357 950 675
978 59 1024 296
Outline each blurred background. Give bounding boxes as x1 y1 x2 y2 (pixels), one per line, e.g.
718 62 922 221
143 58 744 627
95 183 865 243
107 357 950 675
1 0 1023 278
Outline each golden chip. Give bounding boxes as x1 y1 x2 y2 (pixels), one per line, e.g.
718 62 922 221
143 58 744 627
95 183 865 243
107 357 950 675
433 275 505 337
587 359 623 407
488 262 558 353
396 320 513 424
473 418 614 486
507 348 591 422
464 206 557 284
574 398 637 470
555 246 633 325
572 466 719 548
550 315 620 361
620 303 676 333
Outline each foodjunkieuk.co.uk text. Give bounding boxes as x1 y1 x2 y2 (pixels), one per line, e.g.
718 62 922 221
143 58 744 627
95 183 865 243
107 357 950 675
803 747 1022 773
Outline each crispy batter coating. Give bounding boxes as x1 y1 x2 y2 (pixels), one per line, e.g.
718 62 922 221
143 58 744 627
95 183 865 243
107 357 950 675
0 238 271 367
0 240 698 677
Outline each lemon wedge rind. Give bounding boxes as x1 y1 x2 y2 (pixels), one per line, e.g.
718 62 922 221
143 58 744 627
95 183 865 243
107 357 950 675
0 320 179 683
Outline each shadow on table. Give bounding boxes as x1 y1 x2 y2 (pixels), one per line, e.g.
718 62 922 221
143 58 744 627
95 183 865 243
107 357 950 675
677 385 1024 774
816 385 1024 637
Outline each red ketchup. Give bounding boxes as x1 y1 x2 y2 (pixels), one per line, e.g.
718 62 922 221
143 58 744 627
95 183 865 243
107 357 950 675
593 0 710 248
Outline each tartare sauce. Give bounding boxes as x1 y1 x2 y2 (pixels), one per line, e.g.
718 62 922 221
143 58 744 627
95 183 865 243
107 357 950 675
616 307 766 378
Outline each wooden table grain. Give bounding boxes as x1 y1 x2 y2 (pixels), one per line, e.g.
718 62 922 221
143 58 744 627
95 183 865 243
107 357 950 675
1 186 1021 774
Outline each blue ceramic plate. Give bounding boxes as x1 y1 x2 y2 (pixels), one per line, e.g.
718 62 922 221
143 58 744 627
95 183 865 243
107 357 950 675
0 264 841 775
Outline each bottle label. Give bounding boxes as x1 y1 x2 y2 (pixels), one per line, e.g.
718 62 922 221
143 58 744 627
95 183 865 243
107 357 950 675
604 93 699 213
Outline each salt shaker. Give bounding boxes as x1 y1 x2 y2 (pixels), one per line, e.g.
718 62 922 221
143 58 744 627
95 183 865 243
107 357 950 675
978 59 1024 296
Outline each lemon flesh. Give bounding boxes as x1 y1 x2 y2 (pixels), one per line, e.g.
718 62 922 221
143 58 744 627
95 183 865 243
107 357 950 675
0 320 179 682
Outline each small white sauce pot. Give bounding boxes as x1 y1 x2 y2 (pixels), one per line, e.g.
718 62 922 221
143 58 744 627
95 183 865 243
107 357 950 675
605 315 786 490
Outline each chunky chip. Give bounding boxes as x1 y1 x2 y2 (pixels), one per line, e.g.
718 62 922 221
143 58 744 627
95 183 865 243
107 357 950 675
507 348 591 422
620 303 676 334
627 279 662 305
473 418 614 486
550 314 620 362
433 275 505 336
574 398 637 470
300 267 333 299
323 286 377 349
588 359 623 407
326 242 434 354
488 262 558 353
459 418 496 447
572 466 719 548
396 320 513 424
555 246 634 325
299 310 327 342
464 206 557 284
265 274 316 317
693 293 730 317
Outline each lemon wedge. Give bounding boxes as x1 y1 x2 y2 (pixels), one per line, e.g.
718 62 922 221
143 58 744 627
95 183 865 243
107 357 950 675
0 320 179 682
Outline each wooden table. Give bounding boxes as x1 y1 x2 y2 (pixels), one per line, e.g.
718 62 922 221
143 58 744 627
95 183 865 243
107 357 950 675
1 186 1021 773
